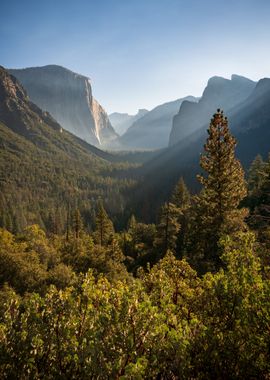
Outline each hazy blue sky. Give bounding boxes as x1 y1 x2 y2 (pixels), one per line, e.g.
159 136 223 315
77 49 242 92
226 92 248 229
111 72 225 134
1 0 270 113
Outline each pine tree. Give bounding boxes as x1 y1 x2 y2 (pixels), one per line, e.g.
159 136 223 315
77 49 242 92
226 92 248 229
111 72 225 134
154 202 180 257
127 214 137 232
94 201 114 246
248 154 267 195
171 177 191 256
250 167 270 229
47 207 62 235
66 202 70 241
171 177 190 210
188 109 247 270
72 208 84 239
245 155 268 224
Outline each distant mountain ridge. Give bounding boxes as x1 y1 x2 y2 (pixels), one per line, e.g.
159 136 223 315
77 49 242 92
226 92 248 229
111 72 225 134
169 74 256 146
9 65 118 147
132 75 270 221
114 96 198 150
109 109 148 135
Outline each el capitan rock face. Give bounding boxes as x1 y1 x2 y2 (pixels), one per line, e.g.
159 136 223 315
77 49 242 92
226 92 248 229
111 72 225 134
169 75 256 146
9 65 117 147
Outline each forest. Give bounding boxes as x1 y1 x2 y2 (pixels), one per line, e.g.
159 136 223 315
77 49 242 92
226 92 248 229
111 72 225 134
1 110 270 379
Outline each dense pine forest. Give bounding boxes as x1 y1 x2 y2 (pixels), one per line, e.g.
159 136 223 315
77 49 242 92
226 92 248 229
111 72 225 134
1 109 270 378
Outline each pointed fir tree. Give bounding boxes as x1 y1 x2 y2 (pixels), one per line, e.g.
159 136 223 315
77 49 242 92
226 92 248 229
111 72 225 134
249 164 270 229
188 109 247 271
171 177 191 210
47 207 62 236
154 202 180 257
72 208 84 239
245 155 268 221
93 201 114 246
171 177 191 256
127 214 137 232
248 154 267 195
66 202 70 241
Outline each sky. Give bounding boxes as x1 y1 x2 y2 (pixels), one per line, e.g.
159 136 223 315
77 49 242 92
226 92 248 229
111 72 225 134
1 0 270 114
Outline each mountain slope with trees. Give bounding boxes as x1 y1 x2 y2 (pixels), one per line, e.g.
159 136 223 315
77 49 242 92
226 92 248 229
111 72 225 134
0 66 137 232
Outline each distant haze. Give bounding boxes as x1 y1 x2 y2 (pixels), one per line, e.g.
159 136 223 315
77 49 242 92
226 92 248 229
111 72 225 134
1 0 270 113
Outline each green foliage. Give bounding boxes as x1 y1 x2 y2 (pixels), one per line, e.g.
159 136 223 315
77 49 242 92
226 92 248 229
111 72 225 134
154 202 181 257
124 222 157 271
0 223 130 295
171 177 191 256
194 232 270 378
93 201 114 246
171 177 191 210
0 227 48 294
72 208 84 239
247 154 268 195
249 167 270 229
188 110 248 271
1 234 269 378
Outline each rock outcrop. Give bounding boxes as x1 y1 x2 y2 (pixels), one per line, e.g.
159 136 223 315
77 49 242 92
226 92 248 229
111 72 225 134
9 65 117 147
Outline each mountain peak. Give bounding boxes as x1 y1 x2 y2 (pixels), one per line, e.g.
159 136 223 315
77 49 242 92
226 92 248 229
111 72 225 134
231 74 255 84
207 76 229 86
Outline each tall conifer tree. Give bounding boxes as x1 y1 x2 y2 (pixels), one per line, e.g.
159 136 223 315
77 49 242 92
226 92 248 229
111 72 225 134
94 201 114 246
154 202 180 257
188 109 247 270
247 154 268 198
171 177 191 210
171 177 191 256
73 208 83 239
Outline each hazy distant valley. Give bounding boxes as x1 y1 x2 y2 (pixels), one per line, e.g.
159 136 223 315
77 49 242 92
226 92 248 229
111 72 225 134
1 63 270 229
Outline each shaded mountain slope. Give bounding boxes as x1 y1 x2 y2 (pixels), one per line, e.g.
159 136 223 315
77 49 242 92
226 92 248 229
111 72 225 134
132 78 270 221
117 96 198 150
169 75 256 146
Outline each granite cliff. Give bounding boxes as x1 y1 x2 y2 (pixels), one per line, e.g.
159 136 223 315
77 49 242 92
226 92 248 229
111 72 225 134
9 65 117 147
